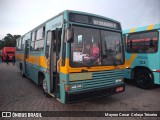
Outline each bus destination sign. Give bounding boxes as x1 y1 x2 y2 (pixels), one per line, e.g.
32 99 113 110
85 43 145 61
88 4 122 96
69 13 121 30
92 18 118 29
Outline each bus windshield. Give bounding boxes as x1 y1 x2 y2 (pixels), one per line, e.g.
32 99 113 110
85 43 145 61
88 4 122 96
70 26 124 67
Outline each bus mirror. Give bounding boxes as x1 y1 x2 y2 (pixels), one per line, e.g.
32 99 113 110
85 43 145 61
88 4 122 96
66 28 74 43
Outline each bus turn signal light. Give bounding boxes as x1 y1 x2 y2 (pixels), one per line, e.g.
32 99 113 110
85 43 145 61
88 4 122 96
65 85 70 91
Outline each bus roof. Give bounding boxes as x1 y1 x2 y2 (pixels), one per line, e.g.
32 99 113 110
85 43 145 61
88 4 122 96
67 10 121 24
123 23 160 34
17 10 121 41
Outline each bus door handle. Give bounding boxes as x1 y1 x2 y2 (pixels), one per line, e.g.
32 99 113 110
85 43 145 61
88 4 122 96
57 59 60 73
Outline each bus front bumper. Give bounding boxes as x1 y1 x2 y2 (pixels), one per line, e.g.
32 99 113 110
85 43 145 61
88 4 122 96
65 83 125 103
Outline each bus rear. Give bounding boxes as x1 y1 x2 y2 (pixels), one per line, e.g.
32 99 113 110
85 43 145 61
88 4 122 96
123 24 160 89
3 47 16 61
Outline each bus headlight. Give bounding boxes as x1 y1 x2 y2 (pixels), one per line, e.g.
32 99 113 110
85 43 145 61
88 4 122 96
77 84 82 88
71 84 83 90
71 85 77 89
115 79 122 83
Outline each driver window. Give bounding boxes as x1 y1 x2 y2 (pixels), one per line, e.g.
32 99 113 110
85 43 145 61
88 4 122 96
70 26 101 67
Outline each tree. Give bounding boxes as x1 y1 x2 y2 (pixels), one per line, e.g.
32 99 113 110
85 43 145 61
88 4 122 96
0 40 4 50
2 34 21 48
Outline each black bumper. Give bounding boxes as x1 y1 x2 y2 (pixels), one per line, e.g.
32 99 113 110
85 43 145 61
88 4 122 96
66 83 125 103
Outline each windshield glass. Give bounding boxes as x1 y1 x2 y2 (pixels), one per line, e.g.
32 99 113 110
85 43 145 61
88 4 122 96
70 26 124 67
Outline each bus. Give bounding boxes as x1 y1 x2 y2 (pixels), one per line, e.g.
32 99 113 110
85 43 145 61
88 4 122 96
16 10 125 103
2 47 16 61
123 24 160 89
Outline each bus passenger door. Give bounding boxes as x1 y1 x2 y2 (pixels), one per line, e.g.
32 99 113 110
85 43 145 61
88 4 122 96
49 29 62 98
55 28 62 98
24 40 29 76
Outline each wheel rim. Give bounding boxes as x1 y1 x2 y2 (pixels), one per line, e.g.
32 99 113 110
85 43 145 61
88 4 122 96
43 79 47 92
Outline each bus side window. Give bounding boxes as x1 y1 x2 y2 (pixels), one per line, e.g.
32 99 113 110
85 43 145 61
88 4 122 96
62 29 66 66
58 31 62 52
62 42 66 66
46 31 51 58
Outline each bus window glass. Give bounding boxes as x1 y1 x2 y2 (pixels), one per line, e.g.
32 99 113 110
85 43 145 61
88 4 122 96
127 31 158 53
35 30 37 40
101 31 124 65
34 40 44 52
22 38 25 44
70 26 101 67
46 31 51 57
16 46 21 51
30 42 35 51
42 27 45 38
16 40 19 46
36 27 44 40
19 39 22 45
32 32 35 41
70 26 124 67
21 44 25 51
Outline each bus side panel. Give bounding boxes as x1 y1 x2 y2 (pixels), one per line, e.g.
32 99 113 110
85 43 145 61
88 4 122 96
27 62 35 81
15 59 20 70
124 53 137 79
124 68 132 79
26 62 50 88
44 72 50 93
154 30 160 84
147 53 160 84
150 47 160 85
125 52 160 84
59 73 69 103
27 63 39 84
153 72 160 85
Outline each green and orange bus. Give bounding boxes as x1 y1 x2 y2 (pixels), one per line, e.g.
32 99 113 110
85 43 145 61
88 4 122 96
16 10 125 103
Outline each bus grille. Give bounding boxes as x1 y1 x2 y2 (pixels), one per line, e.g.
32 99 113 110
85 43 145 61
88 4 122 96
83 70 124 89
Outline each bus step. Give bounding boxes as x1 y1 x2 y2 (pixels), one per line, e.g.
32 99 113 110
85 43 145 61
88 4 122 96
56 98 61 102
50 93 55 97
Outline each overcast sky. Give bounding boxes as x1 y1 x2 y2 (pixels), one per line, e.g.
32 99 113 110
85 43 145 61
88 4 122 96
0 0 160 39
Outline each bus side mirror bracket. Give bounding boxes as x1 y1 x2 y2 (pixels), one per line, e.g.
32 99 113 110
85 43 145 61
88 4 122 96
46 52 49 58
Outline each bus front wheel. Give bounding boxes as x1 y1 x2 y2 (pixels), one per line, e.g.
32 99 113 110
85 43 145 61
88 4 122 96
134 69 154 89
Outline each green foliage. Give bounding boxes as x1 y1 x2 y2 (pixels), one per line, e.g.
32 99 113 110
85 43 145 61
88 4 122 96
0 40 4 50
0 34 21 50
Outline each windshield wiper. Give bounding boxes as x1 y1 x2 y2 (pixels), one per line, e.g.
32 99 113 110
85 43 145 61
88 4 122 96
82 56 98 69
87 59 96 68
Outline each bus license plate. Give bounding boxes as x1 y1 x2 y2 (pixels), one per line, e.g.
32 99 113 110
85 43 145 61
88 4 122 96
116 87 123 92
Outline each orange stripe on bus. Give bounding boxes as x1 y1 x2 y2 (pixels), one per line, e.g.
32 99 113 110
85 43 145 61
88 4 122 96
60 58 125 74
130 28 136 33
125 54 137 67
147 24 154 30
16 54 48 69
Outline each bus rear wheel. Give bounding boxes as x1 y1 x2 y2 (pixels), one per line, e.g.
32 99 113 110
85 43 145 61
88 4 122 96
134 69 154 89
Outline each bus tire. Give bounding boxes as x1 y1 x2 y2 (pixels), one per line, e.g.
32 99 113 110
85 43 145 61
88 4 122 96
20 66 26 78
134 69 154 89
42 78 51 98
